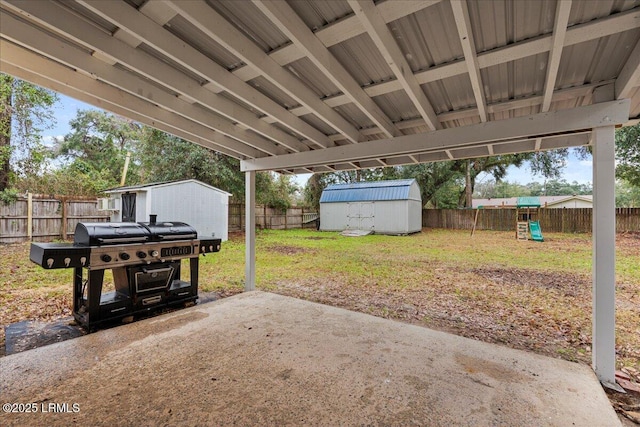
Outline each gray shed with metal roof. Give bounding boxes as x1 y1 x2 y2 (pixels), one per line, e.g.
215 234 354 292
319 179 422 235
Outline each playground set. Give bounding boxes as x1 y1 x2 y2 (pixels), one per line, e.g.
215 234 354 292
515 197 544 242
471 196 544 241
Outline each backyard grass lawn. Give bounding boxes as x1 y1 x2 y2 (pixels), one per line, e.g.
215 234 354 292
1 228 639 374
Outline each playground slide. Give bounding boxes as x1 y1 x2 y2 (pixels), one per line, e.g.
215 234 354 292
529 220 544 242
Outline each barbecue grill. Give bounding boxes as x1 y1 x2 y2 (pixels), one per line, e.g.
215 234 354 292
30 216 221 329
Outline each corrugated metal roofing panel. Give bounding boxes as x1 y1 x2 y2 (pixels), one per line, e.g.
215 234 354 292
556 29 640 88
166 14 244 71
206 0 289 52
570 0 640 25
3 0 638 173
286 0 352 31
373 90 420 122
320 179 417 203
387 1 462 72
333 103 374 129
329 33 394 86
468 0 556 52
286 57 340 98
247 76 301 110
423 75 476 114
482 54 548 105
298 112 338 136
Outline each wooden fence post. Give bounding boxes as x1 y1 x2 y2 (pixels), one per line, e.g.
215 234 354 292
61 196 68 240
27 192 33 241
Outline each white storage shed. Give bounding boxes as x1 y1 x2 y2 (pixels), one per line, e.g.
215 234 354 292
319 179 422 235
102 179 231 241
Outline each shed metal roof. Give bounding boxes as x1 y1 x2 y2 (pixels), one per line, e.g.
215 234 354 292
103 179 232 196
320 179 419 203
0 0 637 174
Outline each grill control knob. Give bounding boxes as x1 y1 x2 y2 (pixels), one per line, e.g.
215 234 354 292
150 250 159 257
120 252 130 261
136 251 147 259
100 254 112 263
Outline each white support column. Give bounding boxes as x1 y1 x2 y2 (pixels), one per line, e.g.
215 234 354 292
245 171 256 291
591 125 617 388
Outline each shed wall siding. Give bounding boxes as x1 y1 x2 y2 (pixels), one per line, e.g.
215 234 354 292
149 182 229 241
320 200 422 234
106 181 229 241
408 182 422 201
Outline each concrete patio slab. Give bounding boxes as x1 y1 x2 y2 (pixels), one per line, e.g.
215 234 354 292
0 291 619 426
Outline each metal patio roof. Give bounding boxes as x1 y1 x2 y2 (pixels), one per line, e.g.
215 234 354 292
0 0 638 174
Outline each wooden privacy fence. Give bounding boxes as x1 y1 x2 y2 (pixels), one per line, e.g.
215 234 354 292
2 199 319 243
228 204 319 231
422 208 640 233
0 194 109 243
5 197 639 243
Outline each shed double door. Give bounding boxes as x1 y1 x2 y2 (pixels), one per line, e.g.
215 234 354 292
347 202 374 230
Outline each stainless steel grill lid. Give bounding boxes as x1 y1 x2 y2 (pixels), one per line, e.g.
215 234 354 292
74 222 151 246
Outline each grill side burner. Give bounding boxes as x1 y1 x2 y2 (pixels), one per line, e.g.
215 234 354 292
30 219 221 330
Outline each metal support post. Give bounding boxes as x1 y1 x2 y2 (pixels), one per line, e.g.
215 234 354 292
245 171 256 291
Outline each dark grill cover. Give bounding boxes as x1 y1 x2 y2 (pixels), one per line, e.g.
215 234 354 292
139 221 197 241
74 222 151 246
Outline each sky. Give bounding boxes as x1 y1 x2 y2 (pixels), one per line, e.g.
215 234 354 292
47 93 593 188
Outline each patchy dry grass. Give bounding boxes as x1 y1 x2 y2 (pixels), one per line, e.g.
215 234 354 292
2 228 639 376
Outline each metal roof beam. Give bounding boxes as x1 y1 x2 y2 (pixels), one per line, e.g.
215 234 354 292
0 44 261 159
166 0 363 144
348 0 441 131
242 100 630 171
232 1 443 82
68 0 312 153
6 1 308 151
0 10 283 157
244 7 639 115
450 0 487 122
321 80 613 141
615 37 640 100
541 0 572 112
252 0 401 139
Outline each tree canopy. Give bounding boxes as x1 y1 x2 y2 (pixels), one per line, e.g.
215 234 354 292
615 123 640 187
0 74 58 192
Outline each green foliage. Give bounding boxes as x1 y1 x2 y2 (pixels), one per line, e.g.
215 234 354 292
615 123 640 187
0 187 18 205
398 162 462 207
56 110 141 189
475 179 592 199
257 172 299 211
138 129 244 196
616 180 640 207
0 73 58 190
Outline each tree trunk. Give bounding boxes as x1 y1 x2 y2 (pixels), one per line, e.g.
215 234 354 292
465 159 472 208
0 79 11 191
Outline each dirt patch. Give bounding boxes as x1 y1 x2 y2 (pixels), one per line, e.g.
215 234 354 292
618 233 640 254
266 245 313 255
470 267 589 297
